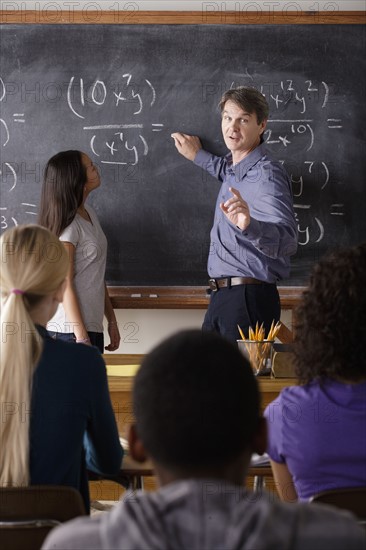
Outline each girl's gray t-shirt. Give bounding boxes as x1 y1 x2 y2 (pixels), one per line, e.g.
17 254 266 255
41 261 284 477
48 205 107 334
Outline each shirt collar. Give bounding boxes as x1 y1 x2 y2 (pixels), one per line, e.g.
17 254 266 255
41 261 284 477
36 324 50 339
228 142 267 179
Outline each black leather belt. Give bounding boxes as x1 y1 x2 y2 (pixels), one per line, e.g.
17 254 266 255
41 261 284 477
208 277 266 291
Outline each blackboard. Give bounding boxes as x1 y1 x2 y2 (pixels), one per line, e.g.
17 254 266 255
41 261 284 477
1 23 365 286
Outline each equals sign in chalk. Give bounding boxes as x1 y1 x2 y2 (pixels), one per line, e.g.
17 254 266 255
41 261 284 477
13 113 25 122
327 119 342 129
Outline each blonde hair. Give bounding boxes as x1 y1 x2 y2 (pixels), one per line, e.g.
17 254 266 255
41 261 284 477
0 225 68 486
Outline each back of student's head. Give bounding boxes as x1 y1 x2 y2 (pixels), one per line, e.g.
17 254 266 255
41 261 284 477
295 242 366 384
133 329 260 471
38 150 86 236
0 224 68 485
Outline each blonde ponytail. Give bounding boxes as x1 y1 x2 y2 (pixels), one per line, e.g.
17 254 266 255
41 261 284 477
0 225 68 486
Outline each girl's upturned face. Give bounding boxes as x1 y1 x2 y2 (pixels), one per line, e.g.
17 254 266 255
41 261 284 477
81 153 101 191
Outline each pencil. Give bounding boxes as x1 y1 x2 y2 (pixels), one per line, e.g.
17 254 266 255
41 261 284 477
237 324 245 340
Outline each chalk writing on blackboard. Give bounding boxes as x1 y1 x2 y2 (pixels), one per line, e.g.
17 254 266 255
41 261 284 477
67 73 163 166
256 79 343 248
0 76 25 230
0 72 345 248
263 79 330 110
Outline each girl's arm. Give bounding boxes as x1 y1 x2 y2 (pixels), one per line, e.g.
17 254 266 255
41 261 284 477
270 459 298 503
104 283 121 351
62 242 90 344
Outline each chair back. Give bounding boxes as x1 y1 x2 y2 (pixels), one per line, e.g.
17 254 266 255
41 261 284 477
0 485 86 550
310 486 366 526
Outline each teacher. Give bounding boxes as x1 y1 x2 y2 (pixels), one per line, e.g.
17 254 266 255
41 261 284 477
172 86 297 342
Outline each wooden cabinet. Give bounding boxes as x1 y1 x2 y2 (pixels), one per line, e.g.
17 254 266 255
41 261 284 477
105 358 295 435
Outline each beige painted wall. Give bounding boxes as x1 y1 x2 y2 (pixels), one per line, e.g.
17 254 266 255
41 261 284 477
103 308 293 355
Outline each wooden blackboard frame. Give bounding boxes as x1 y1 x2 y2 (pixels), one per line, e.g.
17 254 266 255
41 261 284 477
1 10 365 25
105 285 305 311
1 10 364 309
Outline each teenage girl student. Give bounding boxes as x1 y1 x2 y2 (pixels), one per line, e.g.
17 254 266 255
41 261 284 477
0 225 123 512
264 243 366 502
38 150 120 353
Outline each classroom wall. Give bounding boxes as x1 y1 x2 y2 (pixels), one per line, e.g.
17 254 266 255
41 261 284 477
103 309 293 355
104 308 205 355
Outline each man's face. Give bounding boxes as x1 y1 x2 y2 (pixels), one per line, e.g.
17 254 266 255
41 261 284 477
221 100 267 160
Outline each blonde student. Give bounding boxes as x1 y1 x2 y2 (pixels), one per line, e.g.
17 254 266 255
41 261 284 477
0 225 123 512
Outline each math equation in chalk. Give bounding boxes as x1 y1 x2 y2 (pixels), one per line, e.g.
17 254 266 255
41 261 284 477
67 73 163 166
0 73 345 247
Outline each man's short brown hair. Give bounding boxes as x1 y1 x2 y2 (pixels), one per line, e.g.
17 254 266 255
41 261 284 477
219 86 269 124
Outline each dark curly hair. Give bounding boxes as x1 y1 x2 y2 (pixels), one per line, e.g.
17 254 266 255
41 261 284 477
294 242 366 384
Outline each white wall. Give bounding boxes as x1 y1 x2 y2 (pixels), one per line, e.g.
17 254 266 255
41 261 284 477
104 308 205 355
2 1 364 10
103 308 293 355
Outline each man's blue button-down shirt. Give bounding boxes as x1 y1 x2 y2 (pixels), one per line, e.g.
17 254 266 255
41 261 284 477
194 143 298 283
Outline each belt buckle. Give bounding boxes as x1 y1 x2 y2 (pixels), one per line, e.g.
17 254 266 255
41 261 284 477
208 278 218 292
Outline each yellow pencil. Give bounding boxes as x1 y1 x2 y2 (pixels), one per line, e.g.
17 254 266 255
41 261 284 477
237 324 245 340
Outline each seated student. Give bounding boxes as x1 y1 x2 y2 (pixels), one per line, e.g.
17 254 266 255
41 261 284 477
264 243 366 502
0 225 123 512
42 330 364 549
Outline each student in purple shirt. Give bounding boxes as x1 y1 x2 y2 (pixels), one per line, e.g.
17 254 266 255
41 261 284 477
265 242 366 502
172 86 297 342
